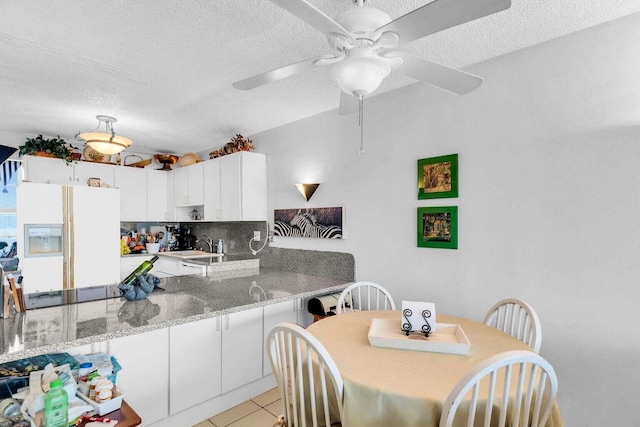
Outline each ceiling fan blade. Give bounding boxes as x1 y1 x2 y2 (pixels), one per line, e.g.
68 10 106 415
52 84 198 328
386 51 482 95
269 0 353 39
233 55 336 90
339 90 359 115
376 0 511 46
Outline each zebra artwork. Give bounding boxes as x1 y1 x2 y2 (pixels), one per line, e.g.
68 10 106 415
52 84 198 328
273 221 304 237
273 207 343 239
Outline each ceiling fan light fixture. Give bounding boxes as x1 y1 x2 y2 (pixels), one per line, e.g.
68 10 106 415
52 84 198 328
330 56 390 97
79 115 132 155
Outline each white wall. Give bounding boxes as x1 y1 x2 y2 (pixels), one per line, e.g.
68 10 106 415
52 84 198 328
252 13 640 427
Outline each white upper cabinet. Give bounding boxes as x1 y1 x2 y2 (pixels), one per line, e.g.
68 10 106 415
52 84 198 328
73 161 115 188
20 152 266 222
20 155 74 184
174 162 204 207
114 166 147 221
146 169 169 221
204 152 266 221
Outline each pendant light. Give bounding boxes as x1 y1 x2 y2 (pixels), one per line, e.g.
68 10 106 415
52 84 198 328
78 115 132 155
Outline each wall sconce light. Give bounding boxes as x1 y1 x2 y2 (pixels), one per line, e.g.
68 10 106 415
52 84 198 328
295 183 320 201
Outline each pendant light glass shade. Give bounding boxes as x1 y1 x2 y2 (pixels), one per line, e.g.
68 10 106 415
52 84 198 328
78 115 132 155
330 56 391 97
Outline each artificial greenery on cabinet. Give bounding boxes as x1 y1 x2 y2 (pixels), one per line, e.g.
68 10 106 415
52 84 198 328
18 135 78 163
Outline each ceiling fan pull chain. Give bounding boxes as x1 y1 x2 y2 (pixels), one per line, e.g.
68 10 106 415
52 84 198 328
359 95 365 154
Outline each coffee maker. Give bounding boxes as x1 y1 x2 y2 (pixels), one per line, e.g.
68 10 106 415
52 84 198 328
176 225 196 250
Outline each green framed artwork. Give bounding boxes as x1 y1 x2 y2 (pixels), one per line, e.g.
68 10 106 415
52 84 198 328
417 206 458 249
418 154 458 199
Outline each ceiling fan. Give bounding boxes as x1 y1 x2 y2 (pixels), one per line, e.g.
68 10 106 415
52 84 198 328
233 0 511 115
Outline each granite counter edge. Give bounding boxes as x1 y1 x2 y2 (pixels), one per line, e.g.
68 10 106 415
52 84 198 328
0 283 350 364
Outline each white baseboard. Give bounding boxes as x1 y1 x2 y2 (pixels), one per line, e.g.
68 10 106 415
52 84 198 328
148 375 276 427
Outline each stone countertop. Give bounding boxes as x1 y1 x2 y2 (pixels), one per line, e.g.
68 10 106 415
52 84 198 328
0 268 350 363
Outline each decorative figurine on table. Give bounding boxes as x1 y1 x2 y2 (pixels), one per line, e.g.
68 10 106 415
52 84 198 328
401 301 437 338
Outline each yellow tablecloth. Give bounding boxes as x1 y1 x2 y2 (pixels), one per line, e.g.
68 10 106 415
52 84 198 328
306 310 563 427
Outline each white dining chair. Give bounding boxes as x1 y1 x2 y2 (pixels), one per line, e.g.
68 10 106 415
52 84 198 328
483 298 542 353
336 281 396 314
439 350 559 427
267 322 344 427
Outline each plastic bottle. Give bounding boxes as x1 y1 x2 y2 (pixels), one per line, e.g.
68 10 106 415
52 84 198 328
217 239 223 254
43 379 68 427
120 255 159 286
78 362 93 381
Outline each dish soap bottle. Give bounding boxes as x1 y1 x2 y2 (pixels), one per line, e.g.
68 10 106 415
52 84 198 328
44 379 68 427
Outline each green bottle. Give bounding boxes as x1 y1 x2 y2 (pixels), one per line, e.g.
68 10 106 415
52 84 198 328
121 255 159 286
44 379 68 427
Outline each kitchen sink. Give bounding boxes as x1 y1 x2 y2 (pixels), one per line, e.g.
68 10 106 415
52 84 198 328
160 250 223 259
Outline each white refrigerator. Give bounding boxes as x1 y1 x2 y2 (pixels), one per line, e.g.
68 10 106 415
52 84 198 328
17 182 121 295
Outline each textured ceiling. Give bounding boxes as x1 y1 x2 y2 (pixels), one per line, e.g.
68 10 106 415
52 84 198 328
1 0 639 155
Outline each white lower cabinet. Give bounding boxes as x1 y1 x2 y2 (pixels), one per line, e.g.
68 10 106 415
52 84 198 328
154 258 205 278
120 256 153 281
263 300 297 376
221 307 263 393
169 316 222 415
107 328 170 426
64 294 327 425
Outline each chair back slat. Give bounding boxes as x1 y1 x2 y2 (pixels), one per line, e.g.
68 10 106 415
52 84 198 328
267 322 344 427
439 350 558 427
483 298 542 353
336 281 396 314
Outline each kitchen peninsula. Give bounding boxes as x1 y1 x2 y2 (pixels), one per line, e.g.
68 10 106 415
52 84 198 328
0 248 354 426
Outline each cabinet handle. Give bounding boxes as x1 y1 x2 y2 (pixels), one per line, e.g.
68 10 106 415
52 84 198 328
216 316 221 332
224 314 230 330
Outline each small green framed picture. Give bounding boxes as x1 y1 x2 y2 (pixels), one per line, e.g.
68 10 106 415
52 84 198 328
418 154 458 199
417 206 458 249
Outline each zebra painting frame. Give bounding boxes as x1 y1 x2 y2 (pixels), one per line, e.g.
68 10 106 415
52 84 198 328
418 153 458 199
273 207 343 239
417 206 458 249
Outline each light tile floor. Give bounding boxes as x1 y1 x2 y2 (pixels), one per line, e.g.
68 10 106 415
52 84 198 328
192 387 282 427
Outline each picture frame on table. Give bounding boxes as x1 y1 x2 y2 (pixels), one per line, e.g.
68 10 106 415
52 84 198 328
418 154 458 199
417 206 458 249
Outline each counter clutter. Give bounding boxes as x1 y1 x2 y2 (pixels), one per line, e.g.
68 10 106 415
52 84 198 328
0 268 350 363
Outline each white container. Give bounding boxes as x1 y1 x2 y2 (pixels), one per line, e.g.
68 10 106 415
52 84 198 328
146 243 160 254
76 387 124 416
367 318 471 355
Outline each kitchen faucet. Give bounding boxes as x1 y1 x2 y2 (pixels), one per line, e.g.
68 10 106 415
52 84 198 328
199 235 214 252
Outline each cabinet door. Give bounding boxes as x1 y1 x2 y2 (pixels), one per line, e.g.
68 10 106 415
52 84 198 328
114 167 147 221
219 154 241 221
107 328 170 426
169 316 222 415
296 297 314 328
239 152 267 221
263 300 297 376
120 256 152 281
154 258 179 277
221 307 263 393
202 159 221 221
73 161 115 188
147 169 168 221
187 163 204 206
173 167 189 207
173 164 204 207
176 261 205 276
22 155 74 184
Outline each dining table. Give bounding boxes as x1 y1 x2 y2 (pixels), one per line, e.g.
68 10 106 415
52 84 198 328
306 310 563 427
